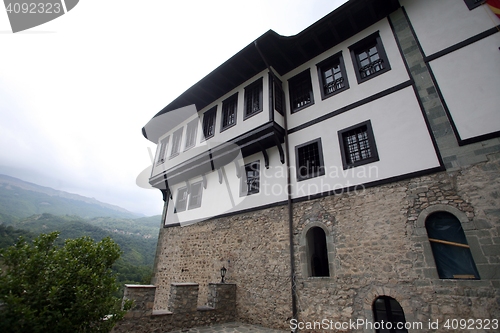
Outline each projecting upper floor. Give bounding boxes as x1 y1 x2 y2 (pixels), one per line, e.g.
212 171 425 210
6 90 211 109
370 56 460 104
142 0 500 223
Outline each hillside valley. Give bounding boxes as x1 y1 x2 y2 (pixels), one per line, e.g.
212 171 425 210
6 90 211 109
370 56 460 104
0 174 161 286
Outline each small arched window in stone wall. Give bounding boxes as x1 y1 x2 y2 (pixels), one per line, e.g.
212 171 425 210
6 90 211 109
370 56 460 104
425 211 480 280
306 227 329 277
372 296 408 333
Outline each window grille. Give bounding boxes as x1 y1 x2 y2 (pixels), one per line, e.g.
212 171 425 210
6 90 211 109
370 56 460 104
289 70 314 113
202 107 217 140
243 161 260 195
244 78 263 117
296 139 325 180
322 63 344 94
357 44 384 79
338 120 379 169
344 125 372 163
349 32 391 83
222 95 237 129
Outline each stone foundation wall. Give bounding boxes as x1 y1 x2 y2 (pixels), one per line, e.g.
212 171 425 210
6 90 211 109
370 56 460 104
112 283 236 333
153 205 292 329
293 154 500 332
152 154 500 332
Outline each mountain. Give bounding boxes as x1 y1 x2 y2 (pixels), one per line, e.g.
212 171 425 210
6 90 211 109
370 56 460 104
0 174 139 219
1 213 157 267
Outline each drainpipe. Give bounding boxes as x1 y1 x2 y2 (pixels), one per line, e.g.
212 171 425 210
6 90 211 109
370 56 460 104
254 41 298 328
151 185 170 285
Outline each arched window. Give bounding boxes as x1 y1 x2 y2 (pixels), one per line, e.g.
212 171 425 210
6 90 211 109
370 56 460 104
373 296 408 333
425 211 479 279
306 227 329 277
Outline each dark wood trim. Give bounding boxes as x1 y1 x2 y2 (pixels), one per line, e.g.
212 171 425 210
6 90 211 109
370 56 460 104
338 120 379 170
424 25 500 63
288 80 412 134
291 166 445 204
220 93 238 133
163 166 445 228
348 30 391 84
458 130 500 146
288 68 315 114
316 50 350 100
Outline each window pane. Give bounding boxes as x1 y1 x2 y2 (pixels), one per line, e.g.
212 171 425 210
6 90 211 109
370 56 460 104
356 42 384 78
372 297 408 333
157 137 169 164
321 60 345 95
202 108 216 139
171 129 183 157
289 71 313 112
176 187 188 213
188 182 203 209
426 212 480 279
343 125 371 164
243 161 260 195
222 96 237 128
185 120 198 149
245 79 262 116
297 140 324 179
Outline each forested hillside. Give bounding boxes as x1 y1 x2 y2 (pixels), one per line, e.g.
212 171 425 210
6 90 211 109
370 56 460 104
0 213 160 286
0 174 162 287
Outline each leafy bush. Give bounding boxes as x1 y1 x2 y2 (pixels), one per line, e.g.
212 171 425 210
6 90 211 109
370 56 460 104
0 232 132 333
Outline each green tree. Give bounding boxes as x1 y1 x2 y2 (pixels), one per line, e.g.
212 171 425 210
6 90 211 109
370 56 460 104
0 232 132 333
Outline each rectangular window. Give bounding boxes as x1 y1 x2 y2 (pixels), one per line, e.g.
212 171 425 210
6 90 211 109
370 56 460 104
317 52 349 99
289 69 314 113
188 181 203 209
185 119 198 150
349 32 391 83
244 78 263 118
464 0 484 10
295 138 325 181
156 136 169 165
175 187 188 213
170 128 183 158
338 120 379 169
273 77 285 115
241 161 260 195
221 93 238 130
202 107 217 140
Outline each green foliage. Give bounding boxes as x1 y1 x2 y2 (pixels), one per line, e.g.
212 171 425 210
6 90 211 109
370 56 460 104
0 214 158 291
0 224 34 249
0 232 132 333
2 213 158 267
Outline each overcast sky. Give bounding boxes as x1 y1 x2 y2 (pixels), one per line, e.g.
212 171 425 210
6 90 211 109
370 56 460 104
0 0 347 216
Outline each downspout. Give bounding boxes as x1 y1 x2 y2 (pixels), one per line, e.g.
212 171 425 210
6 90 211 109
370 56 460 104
151 185 170 285
254 41 298 327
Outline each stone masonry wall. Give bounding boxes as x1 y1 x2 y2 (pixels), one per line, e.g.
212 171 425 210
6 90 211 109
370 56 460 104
153 205 292 329
152 153 499 332
293 153 500 332
113 283 236 333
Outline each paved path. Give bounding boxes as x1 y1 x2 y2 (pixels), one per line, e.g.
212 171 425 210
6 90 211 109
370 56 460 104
167 322 289 333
